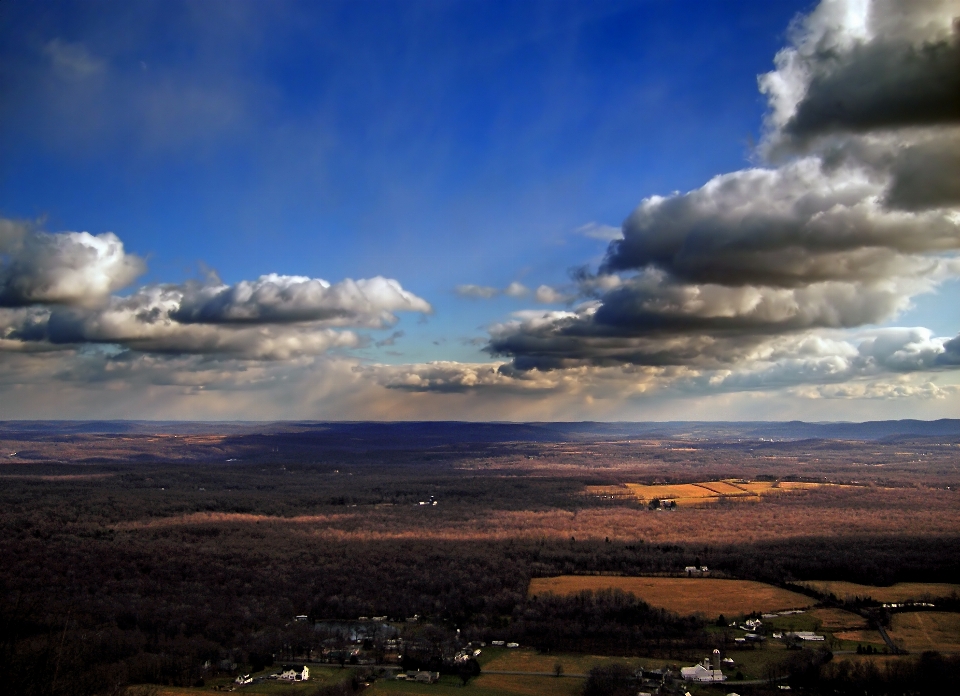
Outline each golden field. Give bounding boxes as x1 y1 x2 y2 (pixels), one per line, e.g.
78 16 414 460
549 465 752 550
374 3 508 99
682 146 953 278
799 581 960 602
586 479 826 506
528 576 814 618
888 612 960 653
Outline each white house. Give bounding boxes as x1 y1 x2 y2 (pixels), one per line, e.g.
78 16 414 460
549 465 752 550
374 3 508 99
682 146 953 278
279 666 310 681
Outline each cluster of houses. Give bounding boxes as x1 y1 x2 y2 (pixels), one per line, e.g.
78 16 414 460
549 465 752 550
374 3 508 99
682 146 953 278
232 665 309 686
726 611 826 646
684 565 710 577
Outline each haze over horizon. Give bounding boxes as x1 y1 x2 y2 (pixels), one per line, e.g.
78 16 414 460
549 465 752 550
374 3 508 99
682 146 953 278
2 0 959 421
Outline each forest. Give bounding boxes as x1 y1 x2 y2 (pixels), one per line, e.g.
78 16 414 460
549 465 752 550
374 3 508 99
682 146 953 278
1 420 959 695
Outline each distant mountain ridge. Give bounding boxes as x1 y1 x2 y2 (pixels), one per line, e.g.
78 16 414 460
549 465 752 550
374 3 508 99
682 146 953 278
1 419 959 443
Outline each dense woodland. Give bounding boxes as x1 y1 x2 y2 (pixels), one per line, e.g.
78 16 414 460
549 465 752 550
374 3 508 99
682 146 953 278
2 422 959 695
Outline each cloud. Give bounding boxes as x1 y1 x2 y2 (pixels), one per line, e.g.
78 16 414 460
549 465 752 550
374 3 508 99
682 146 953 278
360 359 664 397
603 159 959 287
170 274 430 326
40 294 363 360
760 0 960 145
455 284 499 299
534 284 574 304
0 226 145 307
375 330 404 348
504 281 529 298
575 222 622 241
454 281 533 299
43 39 105 79
0 222 431 360
484 0 960 398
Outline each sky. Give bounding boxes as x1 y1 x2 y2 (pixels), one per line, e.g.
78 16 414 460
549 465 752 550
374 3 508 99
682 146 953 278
1 0 959 421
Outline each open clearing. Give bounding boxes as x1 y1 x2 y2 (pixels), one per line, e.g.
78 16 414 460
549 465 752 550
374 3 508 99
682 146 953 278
888 612 960 653
799 581 960 602
585 479 824 505
528 576 813 618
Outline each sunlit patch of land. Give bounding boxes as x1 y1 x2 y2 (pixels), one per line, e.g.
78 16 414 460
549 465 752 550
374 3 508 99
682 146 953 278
106 485 960 545
528 576 813 618
587 479 830 505
799 581 960 602
888 612 960 653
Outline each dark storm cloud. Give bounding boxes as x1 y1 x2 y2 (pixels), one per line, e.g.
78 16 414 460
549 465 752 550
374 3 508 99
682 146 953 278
781 33 960 141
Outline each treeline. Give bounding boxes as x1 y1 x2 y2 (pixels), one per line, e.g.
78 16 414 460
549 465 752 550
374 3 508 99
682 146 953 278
788 650 960 695
502 589 705 655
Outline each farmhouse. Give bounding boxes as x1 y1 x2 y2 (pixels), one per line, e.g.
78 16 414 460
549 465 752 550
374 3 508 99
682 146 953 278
279 666 310 681
682 662 726 682
682 651 726 683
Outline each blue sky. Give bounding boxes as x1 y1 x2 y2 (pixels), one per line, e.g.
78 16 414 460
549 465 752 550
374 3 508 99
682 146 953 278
1 0 959 420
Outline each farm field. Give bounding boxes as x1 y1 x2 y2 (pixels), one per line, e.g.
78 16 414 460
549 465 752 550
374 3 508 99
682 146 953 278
585 479 826 506
888 612 960 653
528 576 814 618
799 581 960 602
366 673 584 696
808 607 869 631
834 629 888 646
479 647 660 675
